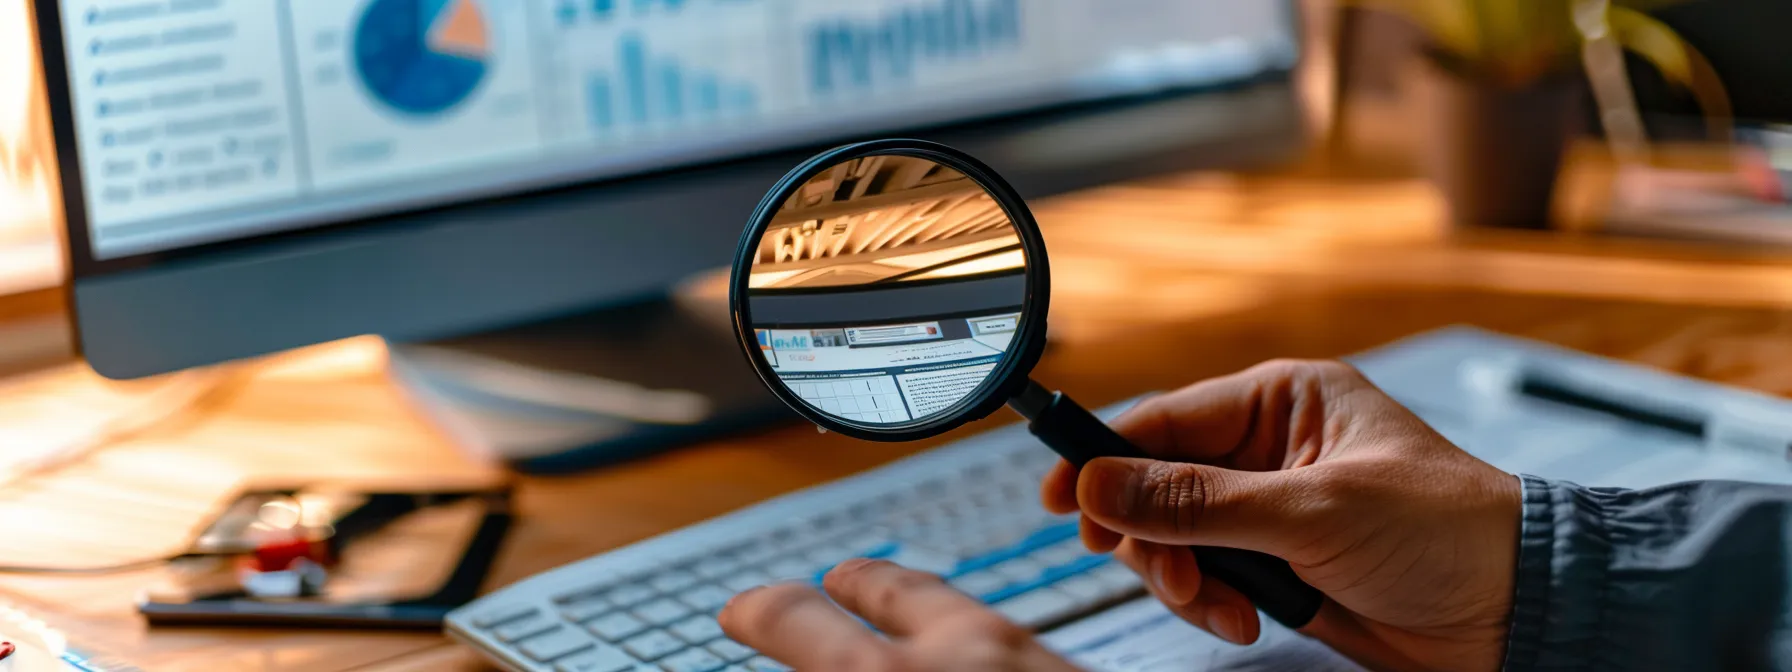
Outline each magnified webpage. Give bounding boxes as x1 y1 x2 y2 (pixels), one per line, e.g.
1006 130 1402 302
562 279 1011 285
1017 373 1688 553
757 311 1019 425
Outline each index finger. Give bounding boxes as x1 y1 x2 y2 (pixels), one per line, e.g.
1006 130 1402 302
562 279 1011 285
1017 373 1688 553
1109 360 1351 471
824 559 997 636
1041 362 1332 511
1038 381 1250 514
719 583 897 669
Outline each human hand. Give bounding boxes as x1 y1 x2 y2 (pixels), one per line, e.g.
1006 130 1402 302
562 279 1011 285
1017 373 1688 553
1041 360 1521 672
718 558 1079 671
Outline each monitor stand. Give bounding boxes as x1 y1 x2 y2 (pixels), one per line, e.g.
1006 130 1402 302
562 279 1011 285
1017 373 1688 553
385 270 790 474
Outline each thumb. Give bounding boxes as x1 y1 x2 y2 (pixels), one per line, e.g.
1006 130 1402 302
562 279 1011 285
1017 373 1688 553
1076 457 1320 558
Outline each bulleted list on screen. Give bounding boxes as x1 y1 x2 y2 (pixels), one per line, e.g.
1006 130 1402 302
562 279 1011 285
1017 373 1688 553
63 0 303 234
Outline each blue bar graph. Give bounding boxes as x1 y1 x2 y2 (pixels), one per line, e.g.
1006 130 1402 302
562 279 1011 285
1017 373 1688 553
660 63 684 121
587 31 762 134
695 75 720 115
587 76 614 130
810 0 1022 94
620 33 649 124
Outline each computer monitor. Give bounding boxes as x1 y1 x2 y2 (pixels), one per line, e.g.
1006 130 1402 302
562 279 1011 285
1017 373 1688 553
37 0 1301 380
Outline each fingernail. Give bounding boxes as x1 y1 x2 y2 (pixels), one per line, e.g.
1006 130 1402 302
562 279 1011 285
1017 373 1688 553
723 586 761 611
1209 607 1246 645
1084 459 1137 518
1148 553 1174 601
1154 550 1197 605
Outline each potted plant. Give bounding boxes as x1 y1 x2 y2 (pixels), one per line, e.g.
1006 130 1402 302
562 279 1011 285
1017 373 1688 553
1351 0 1726 229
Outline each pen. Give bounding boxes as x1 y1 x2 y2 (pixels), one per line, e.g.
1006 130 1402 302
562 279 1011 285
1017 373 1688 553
1514 367 1706 439
1513 364 1792 459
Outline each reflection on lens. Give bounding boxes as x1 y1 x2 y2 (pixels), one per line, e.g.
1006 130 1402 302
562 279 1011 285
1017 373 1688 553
748 155 1022 289
746 154 1027 427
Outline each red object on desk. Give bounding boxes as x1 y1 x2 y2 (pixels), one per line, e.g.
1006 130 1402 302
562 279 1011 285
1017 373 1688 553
0 641 14 659
248 537 331 572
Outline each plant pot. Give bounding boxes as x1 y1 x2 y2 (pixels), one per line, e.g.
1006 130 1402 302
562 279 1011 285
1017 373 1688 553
1409 57 1580 230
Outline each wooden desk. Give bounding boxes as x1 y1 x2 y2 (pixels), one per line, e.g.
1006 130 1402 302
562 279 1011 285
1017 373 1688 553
4 169 1792 671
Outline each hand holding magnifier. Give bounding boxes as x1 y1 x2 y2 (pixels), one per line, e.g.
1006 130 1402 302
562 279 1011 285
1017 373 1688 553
726 139 1323 630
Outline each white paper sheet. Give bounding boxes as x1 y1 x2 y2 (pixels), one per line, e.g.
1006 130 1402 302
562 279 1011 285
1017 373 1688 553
1042 598 1363 671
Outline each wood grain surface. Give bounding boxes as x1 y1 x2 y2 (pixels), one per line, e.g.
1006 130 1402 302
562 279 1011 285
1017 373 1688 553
3 168 1792 671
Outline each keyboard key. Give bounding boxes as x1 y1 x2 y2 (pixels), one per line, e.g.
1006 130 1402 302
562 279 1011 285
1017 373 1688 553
1036 540 1085 567
763 557 816 582
707 639 755 663
844 501 877 522
608 583 658 608
585 612 649 642
561 599 614 623
916 478 948 498
1037 554 1111 585
692 556 741 580
993 588 1079 629
835 534 899 558
732 542 777 565
886 547 956 575
803 543 858 568
766 527 807 548
634 598 694 626
1090 564 1144 593
950 570 1008 598
622 630 687 661
805 513 844 537
669 615 724 644
520 626 596 662
720 570 772 593
556 585 612 605
678 584 736 612
658 647 726 672
494 614 559 643
1055 575 1108 603
472 605 540 629
872 490 911 513
745 657 791 672
651 570 700 594
991 557 1044 584
554 646 638 672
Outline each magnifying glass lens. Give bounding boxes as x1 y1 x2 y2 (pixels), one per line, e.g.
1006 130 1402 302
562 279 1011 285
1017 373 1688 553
742 154 1028 430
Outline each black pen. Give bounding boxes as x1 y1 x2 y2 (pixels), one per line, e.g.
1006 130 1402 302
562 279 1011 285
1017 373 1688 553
1515 367 1706 439
1513 364 1792 459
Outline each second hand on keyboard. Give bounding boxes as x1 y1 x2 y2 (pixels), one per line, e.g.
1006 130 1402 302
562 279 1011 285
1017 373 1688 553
460 444 1149 672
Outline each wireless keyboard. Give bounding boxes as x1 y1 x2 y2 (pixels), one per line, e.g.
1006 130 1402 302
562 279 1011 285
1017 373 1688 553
445 407 1147 672
450 326 1792 672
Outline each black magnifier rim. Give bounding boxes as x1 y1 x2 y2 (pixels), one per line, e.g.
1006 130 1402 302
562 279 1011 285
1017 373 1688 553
729 139 1051 442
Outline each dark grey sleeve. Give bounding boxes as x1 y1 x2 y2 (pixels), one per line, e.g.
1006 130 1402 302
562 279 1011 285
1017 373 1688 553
1502 474 1792 671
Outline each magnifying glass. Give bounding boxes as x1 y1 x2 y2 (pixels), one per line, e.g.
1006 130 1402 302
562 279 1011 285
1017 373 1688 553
727 139 1323 630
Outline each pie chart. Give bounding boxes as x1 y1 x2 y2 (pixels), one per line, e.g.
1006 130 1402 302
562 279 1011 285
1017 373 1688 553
353 0 491 116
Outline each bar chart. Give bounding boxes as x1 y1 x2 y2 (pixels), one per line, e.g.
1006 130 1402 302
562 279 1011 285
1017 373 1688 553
585 32 761 133
535 0 785 143
804 0 1023 95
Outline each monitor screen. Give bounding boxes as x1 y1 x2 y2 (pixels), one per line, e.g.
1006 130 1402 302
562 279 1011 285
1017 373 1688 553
49 0 1295 262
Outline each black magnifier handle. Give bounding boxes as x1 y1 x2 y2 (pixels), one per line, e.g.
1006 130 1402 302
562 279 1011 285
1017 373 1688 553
1009 381 1325 630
